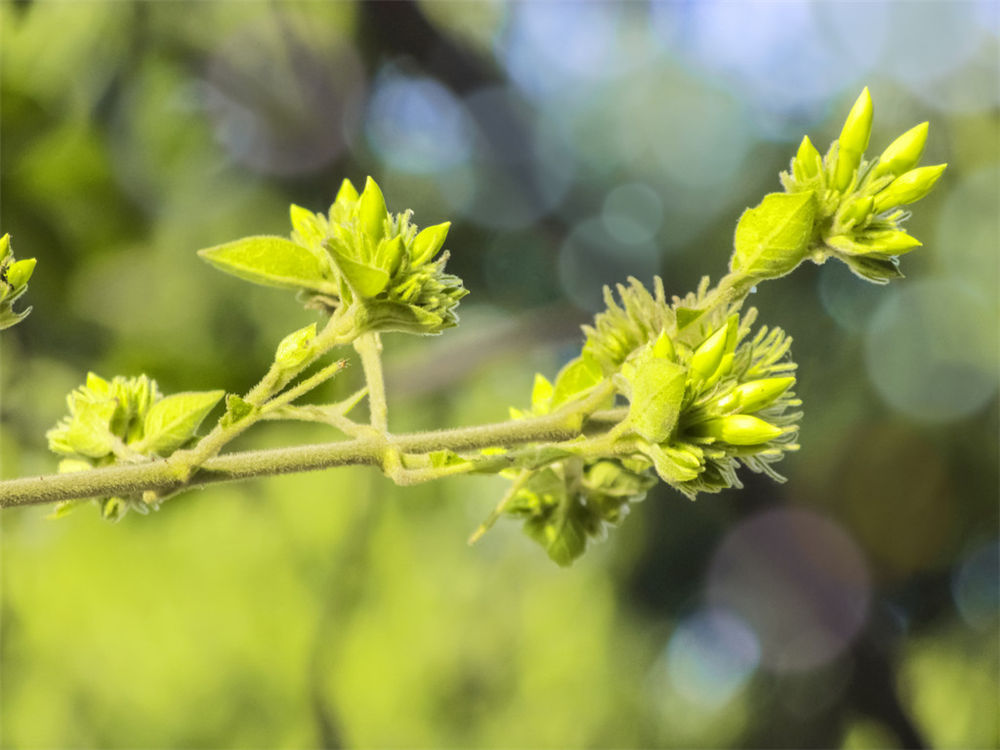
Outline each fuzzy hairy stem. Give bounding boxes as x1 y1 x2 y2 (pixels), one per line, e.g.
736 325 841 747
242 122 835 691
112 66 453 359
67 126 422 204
0 392 617 508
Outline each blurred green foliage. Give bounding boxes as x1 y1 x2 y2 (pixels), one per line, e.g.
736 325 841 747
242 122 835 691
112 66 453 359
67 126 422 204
1 1 997 747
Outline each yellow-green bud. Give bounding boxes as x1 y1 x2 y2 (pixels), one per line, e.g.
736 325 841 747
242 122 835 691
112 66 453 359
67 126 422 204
870 122 929 180
689 322 730 383
359 177 388 241
651 329 676 361
833 87 874 191
275 323 317 369
873 164 947 212
0 233 10 261
411 222 450 265
858 230 922 254
689 415 785 445
792 135 823 183
5 257 36 289
714 376 795 414
839 196 874 227
335 178 359 206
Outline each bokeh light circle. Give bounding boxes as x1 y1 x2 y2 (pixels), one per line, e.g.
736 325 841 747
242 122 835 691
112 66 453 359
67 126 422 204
202 19 363 177
707 508 871 673
557 217 659 311
864 279 997 423
952 539 1000 631
601 183 664 245
664 608 760 709
364 66 473 175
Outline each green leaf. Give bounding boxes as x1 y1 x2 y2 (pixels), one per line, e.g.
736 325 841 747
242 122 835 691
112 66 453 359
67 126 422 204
141 390 225 456
63 400 118 458
731 191 816 279
328 248 391 298
429 449 468 468
675 306 703 330
198 236 333 293
531 373 554 412
221 394 255 428
289 205 325 249
524 497 589 567
551 355 604 408
645 442 702 483
623 352 686 444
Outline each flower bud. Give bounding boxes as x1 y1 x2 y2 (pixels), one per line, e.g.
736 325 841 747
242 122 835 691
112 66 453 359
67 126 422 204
839 196 874 228
871 122 928 180
792 135 822 183
873 164 947 212
359 177 388 241
689 415 785 445
411 222 450 265
335 178 359 206
833 87 874 191
0 233 10 261
5 257 36 289
857 230 922 255
689 323 729 383
275 323 317 369
714 376 795 414
651 329 676 361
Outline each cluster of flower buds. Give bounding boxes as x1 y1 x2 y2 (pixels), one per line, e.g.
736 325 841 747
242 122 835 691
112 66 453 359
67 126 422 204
780 87 947 283
0 233 36 330
500 278 801 565
199 177 467 335
503 353 656 566
46 373 223 519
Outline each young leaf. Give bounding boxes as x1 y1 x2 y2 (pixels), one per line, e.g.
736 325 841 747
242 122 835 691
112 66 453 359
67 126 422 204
551 355 604 408
622 353 687 444
221 394 255 428
524 498 589 567
731 192 816 279
140 390 225 456
328 248 391 298
198 236 335 293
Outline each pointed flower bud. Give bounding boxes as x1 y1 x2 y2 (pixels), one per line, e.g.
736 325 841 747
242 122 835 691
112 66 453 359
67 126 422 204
858 230 923 255
275 323 317 370
839 196 874 228
689 415 785 445
359 177 388 241
689 322 729 383
714 376 795 414
833 87 874 191
651 328 676 361
873 164 947 212
5 257 36 289
792 135 823 183
871 122 929 180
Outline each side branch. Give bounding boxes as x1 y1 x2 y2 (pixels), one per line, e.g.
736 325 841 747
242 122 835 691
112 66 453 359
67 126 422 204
0 409 603 509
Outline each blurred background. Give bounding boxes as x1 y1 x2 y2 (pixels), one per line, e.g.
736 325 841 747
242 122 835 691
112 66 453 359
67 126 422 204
1 1 997 747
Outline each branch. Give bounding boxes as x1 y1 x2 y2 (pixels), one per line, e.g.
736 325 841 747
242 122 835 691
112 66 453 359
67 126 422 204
0 399 615 509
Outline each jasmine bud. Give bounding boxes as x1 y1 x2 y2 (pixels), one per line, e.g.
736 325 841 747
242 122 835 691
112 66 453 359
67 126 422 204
714 376 795 414
871 122 929 180
275 323 317 369
873 164 947 212
359 177 388 242
689 415 785 445
792 135 823 182
839 196 874 227
833 87 874 191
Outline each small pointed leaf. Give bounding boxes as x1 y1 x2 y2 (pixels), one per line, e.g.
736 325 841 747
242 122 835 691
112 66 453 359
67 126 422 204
141 390 225 456
198 236 333 293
